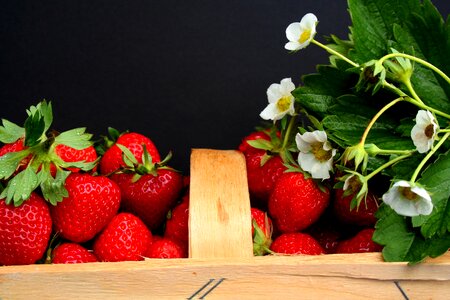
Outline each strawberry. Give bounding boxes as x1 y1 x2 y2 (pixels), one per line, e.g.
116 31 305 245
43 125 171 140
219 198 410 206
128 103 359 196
53 144 98 173
144 237 187 258
99 132 161 175
270 232 325 255
94 212 152 262
336 228 383 254
239 131 287 207
164 199 189 252
251 207 273 256
50 173 121 243
52 243 98 264
306 217 342 254
333 189 380 227
109 145 183 231
0 101 98 206
268 172 330 233
113 168 183 230
0 193 52 265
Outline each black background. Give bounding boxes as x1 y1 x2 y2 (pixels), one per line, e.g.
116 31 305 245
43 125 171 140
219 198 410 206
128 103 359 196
1 1 449 173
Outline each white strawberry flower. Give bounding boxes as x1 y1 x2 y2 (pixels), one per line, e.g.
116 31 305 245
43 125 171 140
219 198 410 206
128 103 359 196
411 110 438 153
296 130 336 180
382 180 433 217
260 78 296 121
285 13 318 51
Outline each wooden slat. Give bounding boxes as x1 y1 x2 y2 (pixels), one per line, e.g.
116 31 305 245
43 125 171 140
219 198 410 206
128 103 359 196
0 253 449 299
189 149 253 259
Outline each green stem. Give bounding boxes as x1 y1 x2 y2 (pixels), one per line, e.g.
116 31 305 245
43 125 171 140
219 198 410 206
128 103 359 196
403 78 424 105
379 53 450 85
372 149 415 156
282 115 297 149
410 132 450 182
311 39 360 68
366 153 413 181
360 97 404 145
382 81 408 97
404 98 450 120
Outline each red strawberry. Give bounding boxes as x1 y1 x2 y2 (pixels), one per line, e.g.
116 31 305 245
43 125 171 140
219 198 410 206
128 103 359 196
238 130 271 154
52 243 98 264
50 173 121 243
306 218 342 254
144 237 187 258
99 132 161 175
270 233 324 255
0 138 32 172
53 144 98 173
94 212 152 262
239 131 287 207
333 189 380 226
112 169 183 230
0 193 52 265
164 199 189 252
268 172 330 233
336 228 382 254
251 207 273 256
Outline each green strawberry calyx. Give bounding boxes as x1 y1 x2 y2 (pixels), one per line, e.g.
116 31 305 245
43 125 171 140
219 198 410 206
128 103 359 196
0 100 97 206
117 143 178 183
252 218 273 256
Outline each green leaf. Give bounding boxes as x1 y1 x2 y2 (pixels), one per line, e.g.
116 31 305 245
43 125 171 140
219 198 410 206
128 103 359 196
117 144 138 165
247 139 273 151
54 128 93 150
0 168 39 206
0 150 31 180
0 119 25 144
26 101 53 134
39 168 70 205
24 110 46 147
412 150 450 238
348 0 421 63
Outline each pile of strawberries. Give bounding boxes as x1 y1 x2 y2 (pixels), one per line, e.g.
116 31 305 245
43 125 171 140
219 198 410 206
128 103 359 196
0 101 189 265
242 130 383 256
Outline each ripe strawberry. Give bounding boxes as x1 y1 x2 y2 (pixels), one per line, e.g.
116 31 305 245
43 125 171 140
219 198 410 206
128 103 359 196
112 169 183 230
268 172 330 233
99 132 161 175
144 237 187 258
50 173 121 243
270 233 325 255
251 207 273 256
53 144 98 173
333 189 380 226
94 212 152 262
0 138 33 175
239 131 287 207
306 217 342 254
0 193 52 265
238 130 271 154
52 243 98 264
164 199 189 252
336 228 382 254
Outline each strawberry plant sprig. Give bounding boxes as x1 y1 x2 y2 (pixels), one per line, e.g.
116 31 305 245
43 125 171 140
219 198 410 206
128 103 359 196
253 0 450 263
0 101 98 206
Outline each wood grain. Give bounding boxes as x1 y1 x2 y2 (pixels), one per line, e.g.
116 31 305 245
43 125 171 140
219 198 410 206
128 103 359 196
189 149 253 259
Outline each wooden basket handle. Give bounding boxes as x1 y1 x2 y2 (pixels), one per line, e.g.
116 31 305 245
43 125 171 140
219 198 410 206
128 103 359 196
189 149 253 258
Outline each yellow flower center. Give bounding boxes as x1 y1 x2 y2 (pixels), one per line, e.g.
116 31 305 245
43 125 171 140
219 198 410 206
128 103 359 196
399 186 418 201
277 95 292 112
298 29 311 44
424 124 435 138
311 142 332 162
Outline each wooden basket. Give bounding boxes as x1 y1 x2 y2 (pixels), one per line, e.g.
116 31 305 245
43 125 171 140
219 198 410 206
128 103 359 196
1 149 449 299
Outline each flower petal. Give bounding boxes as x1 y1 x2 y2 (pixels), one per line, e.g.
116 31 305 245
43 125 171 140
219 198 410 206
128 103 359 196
300 13 318 29
266 83 283 103
259 103 278 120
285 22 302 42
280 78 295 94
